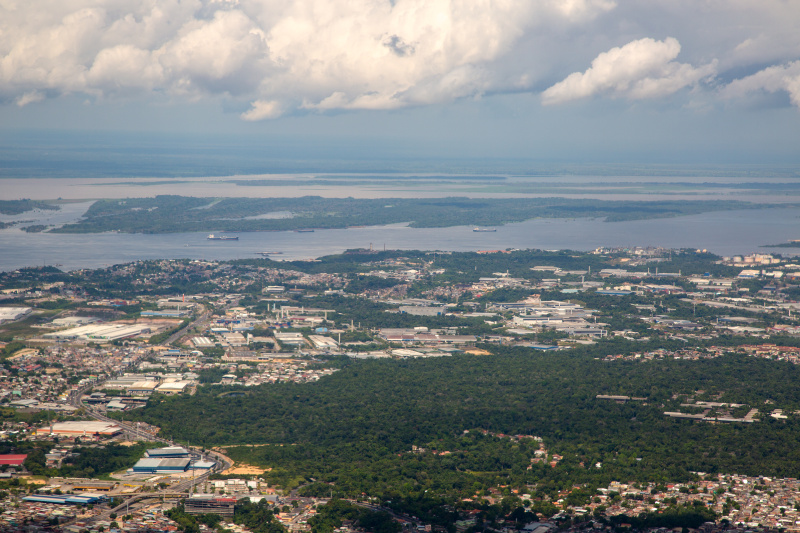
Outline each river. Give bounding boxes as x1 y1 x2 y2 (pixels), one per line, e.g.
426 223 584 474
1 204 798 271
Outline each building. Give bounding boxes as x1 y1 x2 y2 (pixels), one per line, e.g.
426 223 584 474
308 335 339 349
146 446 190 459
185 495 236 516
141 310 190 318
128 381 159 396
274 332 306 346
0 307 32 324
398 306 446 316
131 458 191 473
263 286 286 293
43 323 152 342
36 421 122 437
0 454 27 466
9 398 39 409
192 336 214 347
23 494 107 505
155 381 192 395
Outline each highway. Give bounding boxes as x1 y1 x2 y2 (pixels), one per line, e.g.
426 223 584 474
164 305 210 345
64 390 232 525
63 306 231 526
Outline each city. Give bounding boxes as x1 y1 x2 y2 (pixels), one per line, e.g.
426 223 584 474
2 2 800 532
2 247 800 532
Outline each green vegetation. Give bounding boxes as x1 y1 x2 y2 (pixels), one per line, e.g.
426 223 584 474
199 367 228 384
344 275 404 294
165 505 224 533
51 195 763 234
0 314 53 340
166 499 286 533
33 299 77 310
232 499 288 533
309 499 399 533
0 407 74 426
148 319 191 345
0 199 58 215
21 225 50 233
125 348 800 503
23 442 156 478
606 503 717 530
0 341 25 360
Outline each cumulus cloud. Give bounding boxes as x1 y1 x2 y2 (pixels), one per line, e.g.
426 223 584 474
723 61 800 108
2 0 798 118
241 99 282 120
541 38 717 105
0 0 616 117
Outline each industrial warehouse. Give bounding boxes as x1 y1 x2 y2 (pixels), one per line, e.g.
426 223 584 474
35 421 123 438
22 494 107 506
131 458 192 473
129 446 216 474
43 323 153 342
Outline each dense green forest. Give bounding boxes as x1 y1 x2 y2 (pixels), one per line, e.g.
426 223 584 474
51 195 762 234
123 349 800 502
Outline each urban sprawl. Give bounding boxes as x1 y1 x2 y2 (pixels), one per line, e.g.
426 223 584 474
2 247 800 533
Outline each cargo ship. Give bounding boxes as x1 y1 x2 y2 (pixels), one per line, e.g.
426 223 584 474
296 229 315 233
207 234 239 241
256 251 283 256
473 227 497 232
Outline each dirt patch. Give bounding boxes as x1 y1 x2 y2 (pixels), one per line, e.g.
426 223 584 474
464 348 491 355
9 348 38 360
224 464 269 475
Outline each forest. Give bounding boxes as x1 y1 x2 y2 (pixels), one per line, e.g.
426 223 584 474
50 195 760 234
122 349 800 504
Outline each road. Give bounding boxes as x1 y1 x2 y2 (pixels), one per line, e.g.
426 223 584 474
64 391 232 525
165 304 210 345
63 308 232 526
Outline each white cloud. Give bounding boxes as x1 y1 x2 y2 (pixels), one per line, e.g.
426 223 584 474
541 38 716 105
15 90 44 107
241 99 282 120
723 61 800 108
0 0 616 117
1 0 799 118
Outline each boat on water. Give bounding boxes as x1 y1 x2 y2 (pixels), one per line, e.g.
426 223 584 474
473 227 497 232
296 229 315 233
256 251 283 256
207 234 239 241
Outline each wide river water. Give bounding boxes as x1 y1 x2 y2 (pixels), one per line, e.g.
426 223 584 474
1 203 798 271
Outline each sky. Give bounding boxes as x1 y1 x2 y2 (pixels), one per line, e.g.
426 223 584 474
1 0 800 165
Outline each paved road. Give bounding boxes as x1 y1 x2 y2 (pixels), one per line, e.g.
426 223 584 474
165 305 210 345
61 306 229 526
66 374 232 526
67 401 232 525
